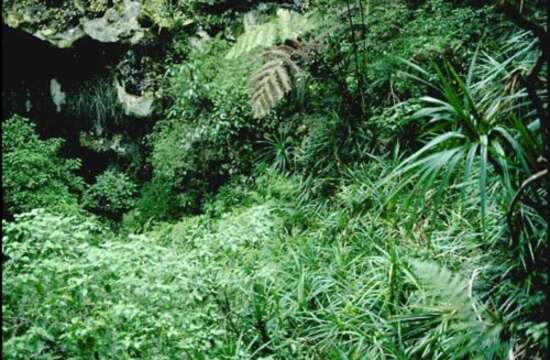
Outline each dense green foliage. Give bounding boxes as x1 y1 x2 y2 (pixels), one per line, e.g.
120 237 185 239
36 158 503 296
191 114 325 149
2 0 548 359
2 115 84 217
146 37 278 214
82 169 138 220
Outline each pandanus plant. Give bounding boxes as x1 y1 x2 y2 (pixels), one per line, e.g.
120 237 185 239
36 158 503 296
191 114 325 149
383 37 545 227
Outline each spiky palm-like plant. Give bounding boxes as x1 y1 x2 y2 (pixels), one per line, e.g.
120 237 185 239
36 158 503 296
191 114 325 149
383 36 545 226
386 32 548 359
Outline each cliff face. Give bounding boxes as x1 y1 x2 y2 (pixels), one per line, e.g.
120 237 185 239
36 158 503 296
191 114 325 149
1 0 171 134
1 0 282 101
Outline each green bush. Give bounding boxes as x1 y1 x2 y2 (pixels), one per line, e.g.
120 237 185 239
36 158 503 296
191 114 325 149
2 115 84 216
124 176 185 229
2 203 283 359
82 169 138 220
3 160 546 358
148 37 280 215
363 0 494 100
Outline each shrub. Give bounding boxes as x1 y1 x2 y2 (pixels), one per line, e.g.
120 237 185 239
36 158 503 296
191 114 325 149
363 0 494 101
124 176 185 229
82 169 138 220
2 204 283 359
2 115 84 216
148 37 280 215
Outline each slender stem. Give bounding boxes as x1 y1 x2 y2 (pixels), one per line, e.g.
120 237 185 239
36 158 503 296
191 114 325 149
319 31 355 109
498 3 548 44
344 0 366 118
497 1 549 182
356 0 368 119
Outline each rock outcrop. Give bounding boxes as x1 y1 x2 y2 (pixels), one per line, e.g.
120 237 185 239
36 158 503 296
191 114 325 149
3 0 145 48
3 0 157 116
49 78 66 112
115 81 153 118
81 0 144 44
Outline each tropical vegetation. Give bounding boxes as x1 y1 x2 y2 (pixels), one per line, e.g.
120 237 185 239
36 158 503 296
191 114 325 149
2 0 548 359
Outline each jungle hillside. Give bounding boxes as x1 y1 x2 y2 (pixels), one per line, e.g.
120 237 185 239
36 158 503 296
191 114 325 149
2 0 548 359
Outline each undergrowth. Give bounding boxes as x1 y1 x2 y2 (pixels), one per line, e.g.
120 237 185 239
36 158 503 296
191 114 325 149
2 0 547 359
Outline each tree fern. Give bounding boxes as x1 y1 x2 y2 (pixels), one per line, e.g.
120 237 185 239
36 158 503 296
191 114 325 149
226 9 320 118
248 44 302 118
225 9 317 60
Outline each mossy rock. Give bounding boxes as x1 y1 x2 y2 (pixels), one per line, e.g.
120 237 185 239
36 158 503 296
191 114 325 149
2 0 145 47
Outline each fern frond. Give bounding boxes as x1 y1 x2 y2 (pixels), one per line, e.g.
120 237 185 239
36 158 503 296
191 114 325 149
405 259 508 358
248 45 302 118
409 259 472 316
226 9 317 59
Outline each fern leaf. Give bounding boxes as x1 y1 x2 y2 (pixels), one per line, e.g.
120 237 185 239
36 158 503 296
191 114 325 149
406 259 506 357
226 8 319 117
275 66 292 92
409 259 471 312
276 9 317 41
248 46 302 118
226 9 317 59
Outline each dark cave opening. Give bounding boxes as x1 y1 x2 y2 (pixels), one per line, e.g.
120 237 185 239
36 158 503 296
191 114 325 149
2 25 140 181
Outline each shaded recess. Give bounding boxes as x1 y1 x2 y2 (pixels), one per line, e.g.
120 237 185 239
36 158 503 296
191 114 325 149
2 25 131 180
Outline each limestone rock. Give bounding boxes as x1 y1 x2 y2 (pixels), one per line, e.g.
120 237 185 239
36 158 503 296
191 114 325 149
50 78 66 112
81 0 144 44
2 0 145 48
34 26 86 48
189 28 211 50
115 81 153 118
